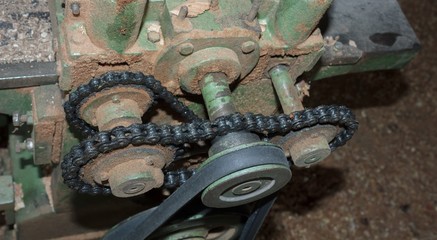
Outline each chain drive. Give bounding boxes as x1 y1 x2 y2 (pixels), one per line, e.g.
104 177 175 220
62 71 358 195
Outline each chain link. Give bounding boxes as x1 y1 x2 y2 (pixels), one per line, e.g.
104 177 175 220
62 72 359 195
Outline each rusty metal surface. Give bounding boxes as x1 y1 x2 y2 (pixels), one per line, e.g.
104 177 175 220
274 125 338 167
31 84 65 164
82 145 174 198
79 86 152 131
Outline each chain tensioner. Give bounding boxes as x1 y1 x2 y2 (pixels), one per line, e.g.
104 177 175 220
62 71 358 196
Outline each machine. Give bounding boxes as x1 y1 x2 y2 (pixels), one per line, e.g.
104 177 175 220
0 0 419 239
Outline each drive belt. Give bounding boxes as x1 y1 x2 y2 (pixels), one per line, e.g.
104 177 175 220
103 144 288 240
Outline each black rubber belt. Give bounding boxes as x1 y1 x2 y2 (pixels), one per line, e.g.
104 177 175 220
104 145 289 240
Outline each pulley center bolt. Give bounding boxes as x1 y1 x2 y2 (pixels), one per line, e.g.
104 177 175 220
108 160 164 198
231 180 262 195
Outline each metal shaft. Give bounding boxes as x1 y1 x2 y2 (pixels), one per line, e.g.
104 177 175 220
201 73 237 121
269 65 304 114
270 65 332 167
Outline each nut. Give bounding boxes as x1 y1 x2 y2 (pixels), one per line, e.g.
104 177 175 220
241 41 256 54
179 43 195 56
71 2 80 16
147 31 161 43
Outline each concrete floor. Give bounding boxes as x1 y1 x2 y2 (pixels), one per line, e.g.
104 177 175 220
259 1 437 239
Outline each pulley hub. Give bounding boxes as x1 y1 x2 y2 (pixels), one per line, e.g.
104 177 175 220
82 145 174 198
201 143 291 208
79 86 152 131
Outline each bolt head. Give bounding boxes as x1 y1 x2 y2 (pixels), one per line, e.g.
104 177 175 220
241 41 256 54
25 138 34 151
179 43 194 56
147 31 161 43
12 112 20 127
71 2 80 16
334 41 344 51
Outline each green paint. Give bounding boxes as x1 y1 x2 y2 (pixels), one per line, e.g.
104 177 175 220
105 4 137 53
10 134 52 222
0 89 32 115
275 0 333 46
313 50 418 80
89 0 146 52
259 0 332 48
201 73 235 120
270 65 304 114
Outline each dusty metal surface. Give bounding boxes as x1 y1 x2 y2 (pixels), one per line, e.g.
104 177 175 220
0 62 58 89
31 84 65 164
79 86 152 131
82 145 174 198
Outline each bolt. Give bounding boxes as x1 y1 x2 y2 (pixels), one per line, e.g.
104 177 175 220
179 43 194 56
12 112 32 127
241 41 256 54
334 41 343 51
246 0 261 22
12 112 20 127
177 5 189 20
25 138 34 151
70 2 80 16
123 182 146 194
15 138 34 153
111 95 120 104
147 31 160 43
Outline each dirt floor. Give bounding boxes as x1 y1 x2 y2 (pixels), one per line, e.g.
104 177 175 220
258 1 437 239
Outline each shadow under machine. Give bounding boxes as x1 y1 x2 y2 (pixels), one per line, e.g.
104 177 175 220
0 0 419 239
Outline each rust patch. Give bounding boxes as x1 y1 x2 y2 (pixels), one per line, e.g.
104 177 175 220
66 52 154 90
79 86 152 130
116 0 135 11
82 145 174 186
296 23 310 35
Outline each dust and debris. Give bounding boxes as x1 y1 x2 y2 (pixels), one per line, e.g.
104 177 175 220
147 23 164 45
349 40 358 48
13 183 25 211
0 0 54 64
324 35 340 46
41 176 53 210
296 80 311 101
170 0 211 18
